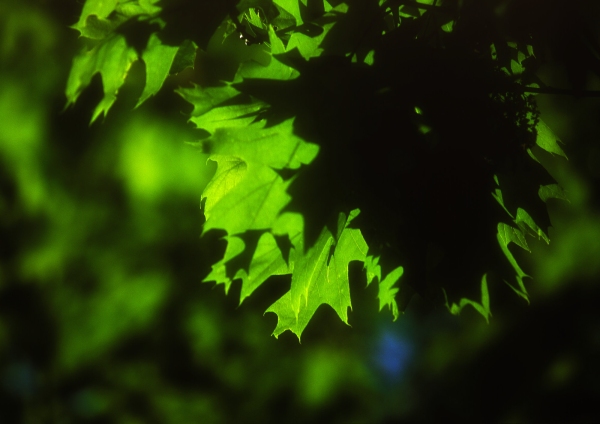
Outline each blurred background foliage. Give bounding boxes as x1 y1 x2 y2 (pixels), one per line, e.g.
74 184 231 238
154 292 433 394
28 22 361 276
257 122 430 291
1 1 600 423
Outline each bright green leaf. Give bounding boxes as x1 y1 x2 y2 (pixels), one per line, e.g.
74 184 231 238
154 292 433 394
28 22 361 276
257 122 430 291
72 0 119 37
444 274 492 323
536 119 567 158
66 34 137 122
376 266 403 321
274 0 303 25
498 222 529 252
239 232 291 303
201 157 247 215
74 14 118 40
363 255 381 285
177 84 241 117
191 103 266 133
267 210 369 340
203 235 246 294
136 33 179 107
515 208 550 244
202 161 290 235
238 27 298 80
202 119 319 170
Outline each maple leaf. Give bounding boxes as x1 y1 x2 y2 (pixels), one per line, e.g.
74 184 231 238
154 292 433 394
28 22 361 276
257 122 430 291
265 210 404 340
66 0 195 121
198 117 319 234
135 33 180 107
66 33 138 122
71 0 120 39
65 0 574 338
365 259 403 322
266 210 368 340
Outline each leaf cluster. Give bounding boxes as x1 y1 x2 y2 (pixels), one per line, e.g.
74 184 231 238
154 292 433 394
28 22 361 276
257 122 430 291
64 0 587 339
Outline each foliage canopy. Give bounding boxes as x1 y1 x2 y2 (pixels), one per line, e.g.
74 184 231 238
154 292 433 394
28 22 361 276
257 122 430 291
65 0 593 340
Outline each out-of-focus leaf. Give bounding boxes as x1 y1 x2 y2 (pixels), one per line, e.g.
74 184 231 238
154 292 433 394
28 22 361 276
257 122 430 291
539 184 570 203
72 0 119 37
536 119 567 158
274 0 303 25
169 39 197 75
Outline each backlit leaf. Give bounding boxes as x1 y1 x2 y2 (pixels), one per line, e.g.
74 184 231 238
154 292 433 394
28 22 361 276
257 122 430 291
536 119 567 158
444 274 492 323
66 34 137 122
136 33 179 107
267 210 372 340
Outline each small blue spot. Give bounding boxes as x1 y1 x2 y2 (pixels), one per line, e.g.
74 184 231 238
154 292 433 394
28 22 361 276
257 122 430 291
376 331 414 379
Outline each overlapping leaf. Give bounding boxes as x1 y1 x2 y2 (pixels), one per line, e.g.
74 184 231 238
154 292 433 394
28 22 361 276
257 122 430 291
66 0 194 121
66 0 573 339
267 210 403 340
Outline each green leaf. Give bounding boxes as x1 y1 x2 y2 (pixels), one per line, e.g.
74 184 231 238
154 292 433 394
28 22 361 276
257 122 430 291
202 159 290 235
536 119 567 158
375 266 403 321
72 0 119 37
136 33 179 107
444 274 492 323
177 84 241 117
515 208 550 244
115 0 161 18
239 232 292 302
491 183 513 218
67 0 167 117
238 26 298 80
246 8 266 29
498 222 529 252
539 184 569 203
169 39 197 75
364 257 403 321
191 103 266 133
203 235 246 294
266 210 370 340
273 0 303 25
363 255 381 285
66 34 137 122
203 232 291 303
287 23 332 59
199 118 318 235
202 118 319 169
497 223 530 302
74 14 120 40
